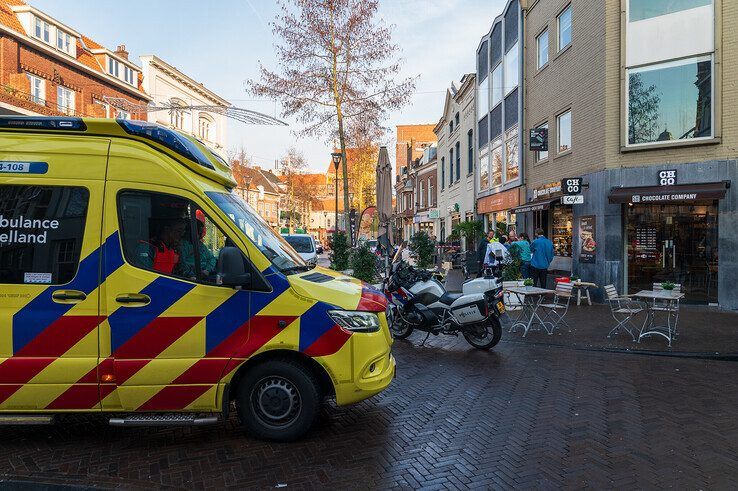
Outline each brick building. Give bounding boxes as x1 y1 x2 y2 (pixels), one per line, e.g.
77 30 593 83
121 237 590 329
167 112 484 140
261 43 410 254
395 123 437 176
517 0 737 308
0 0 149 119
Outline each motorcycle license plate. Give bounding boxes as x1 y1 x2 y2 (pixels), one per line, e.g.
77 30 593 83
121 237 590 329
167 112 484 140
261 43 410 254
496 301 505 314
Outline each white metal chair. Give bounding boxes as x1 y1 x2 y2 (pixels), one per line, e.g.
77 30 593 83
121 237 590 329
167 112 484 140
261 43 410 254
652 283 682 337
604 284 642 341
539 282 574 330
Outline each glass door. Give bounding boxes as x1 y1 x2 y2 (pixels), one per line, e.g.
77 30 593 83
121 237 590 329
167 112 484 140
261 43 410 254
626 201 718 304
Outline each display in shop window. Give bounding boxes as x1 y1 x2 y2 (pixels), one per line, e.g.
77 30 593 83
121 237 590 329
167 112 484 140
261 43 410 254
552 204 573 257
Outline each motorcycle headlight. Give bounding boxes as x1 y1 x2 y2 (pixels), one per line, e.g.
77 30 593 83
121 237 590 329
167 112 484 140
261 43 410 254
328 310 380 333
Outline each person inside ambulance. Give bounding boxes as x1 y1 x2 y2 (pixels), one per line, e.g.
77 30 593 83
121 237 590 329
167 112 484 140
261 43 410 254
134 217 186 274
178 209 217 280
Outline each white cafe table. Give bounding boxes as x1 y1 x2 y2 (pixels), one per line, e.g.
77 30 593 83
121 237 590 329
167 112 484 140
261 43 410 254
632 290 684 347
506 286 556 337
570 281 597 306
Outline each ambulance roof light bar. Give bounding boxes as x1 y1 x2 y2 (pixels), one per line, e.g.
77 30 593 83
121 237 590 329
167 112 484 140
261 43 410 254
0 116 87 131
117 119 215 170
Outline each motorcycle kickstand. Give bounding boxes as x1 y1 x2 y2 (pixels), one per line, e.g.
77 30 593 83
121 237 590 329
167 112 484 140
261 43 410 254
419 330 432 347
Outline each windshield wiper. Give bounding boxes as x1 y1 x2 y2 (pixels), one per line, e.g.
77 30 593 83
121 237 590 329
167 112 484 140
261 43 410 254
281 265 312 275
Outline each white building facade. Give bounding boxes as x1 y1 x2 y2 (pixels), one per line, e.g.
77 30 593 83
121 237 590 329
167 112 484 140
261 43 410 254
140 55 229 150
434 74 477 248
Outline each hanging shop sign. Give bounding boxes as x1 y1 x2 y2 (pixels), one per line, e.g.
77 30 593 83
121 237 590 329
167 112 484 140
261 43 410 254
578 216 596 264
563 177 583 195
561 195 584 205
658 170 677 186
608 181 729 204
529 127 548 151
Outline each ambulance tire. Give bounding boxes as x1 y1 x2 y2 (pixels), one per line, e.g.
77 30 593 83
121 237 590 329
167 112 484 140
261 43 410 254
237 359 321 442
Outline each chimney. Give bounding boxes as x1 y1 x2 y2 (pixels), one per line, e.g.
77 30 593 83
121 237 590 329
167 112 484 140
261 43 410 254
115 44 129 60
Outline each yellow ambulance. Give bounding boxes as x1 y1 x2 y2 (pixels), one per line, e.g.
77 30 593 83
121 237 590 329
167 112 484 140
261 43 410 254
0 116 394 441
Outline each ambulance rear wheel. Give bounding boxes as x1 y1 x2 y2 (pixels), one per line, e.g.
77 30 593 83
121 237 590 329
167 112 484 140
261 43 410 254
236 359 321 442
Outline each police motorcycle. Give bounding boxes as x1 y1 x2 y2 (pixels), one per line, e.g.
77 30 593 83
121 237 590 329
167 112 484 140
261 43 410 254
382 247 506 349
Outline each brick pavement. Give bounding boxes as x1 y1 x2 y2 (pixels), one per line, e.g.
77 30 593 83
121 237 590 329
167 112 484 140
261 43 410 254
0 336 736 489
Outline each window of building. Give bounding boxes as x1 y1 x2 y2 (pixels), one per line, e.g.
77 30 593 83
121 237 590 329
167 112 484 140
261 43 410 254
504 1 519 49
93 99 110 117
56 86 75 115
34 17 50 43
505 128 519 182
628 0 710 22
478 115 489 150
479 151 489 191
56 30 72 55
477 40 488 80
455 112 460 127
626 56 712 146
537 29 549 68
467 130 473 175
490 104 503 140
477 76 489 117
491 63 503 107
449 147 454 184
26 74 45 105
119 190 251 285
0 185 89 285
429 180 435 206
116 110 131 120
504 88 519 130
490 23 502 67
557 110 572 152
419 180 425 207
491 140 503 187
449 120 454 134
504 42 519 94
199 114 216 141
455 141 461 182
558 5 572 51
108 57 119 77
535 122 549 161
440 156 445 189
124 66 135 85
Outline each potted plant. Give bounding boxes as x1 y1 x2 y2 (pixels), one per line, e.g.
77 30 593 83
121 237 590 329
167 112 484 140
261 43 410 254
570 274 580 283
661 281 676 295
523 278 534 291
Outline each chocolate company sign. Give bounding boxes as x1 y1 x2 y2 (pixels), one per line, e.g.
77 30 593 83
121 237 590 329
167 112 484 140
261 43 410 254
630 192 698 203
532 181 562 200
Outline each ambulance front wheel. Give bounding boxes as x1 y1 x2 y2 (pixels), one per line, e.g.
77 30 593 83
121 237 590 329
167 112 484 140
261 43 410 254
236 358 322 442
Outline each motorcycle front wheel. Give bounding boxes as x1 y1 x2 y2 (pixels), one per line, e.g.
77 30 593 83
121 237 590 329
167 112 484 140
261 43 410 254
388 306 414 339
463 316 502 349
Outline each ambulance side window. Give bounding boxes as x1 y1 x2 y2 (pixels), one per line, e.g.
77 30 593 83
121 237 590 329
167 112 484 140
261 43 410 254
0 184 89 285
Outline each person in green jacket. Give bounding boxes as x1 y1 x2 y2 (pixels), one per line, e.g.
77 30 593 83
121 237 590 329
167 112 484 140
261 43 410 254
511 232 532 279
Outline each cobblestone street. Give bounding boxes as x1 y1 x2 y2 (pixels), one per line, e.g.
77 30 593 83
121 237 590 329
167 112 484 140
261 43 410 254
0 333 736 489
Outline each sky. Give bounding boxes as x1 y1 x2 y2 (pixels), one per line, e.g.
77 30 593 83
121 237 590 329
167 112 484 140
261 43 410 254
32 0 506 172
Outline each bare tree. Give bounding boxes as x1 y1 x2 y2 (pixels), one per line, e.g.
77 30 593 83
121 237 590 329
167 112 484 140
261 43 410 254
248 0 416 229
229 146 253 201
279 147 312 232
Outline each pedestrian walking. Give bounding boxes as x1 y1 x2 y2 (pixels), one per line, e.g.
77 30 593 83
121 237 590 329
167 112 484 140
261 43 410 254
477 230 494 275
512 232 532 279
530 228 553 288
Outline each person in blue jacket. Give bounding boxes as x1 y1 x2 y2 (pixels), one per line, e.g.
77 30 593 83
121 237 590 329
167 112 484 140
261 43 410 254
530 228 554 288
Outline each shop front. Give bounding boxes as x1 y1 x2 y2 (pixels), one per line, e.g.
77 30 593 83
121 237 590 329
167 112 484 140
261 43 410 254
477 187 522 237
514 181 573 273
609 181 728 305
414 209 438 237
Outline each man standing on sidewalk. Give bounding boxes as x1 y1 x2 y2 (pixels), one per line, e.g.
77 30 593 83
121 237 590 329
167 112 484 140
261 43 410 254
530 228 553 288
477 230 494 275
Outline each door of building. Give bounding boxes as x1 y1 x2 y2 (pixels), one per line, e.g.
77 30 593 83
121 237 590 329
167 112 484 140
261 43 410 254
626 202 718 304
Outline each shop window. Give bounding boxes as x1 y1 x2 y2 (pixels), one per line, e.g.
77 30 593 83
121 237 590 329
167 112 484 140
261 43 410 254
0 185 89 285
628 0 710 22
537 29 549 69
551 204 573 257
626 56 712 146
491 141 503 187
558 5 572 51
557 110 572 152
505 129 519 182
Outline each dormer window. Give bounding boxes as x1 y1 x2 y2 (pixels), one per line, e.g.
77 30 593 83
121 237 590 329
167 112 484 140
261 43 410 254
124 66 134 85
34 17 50 43
56 29 73 55
108 57 119 77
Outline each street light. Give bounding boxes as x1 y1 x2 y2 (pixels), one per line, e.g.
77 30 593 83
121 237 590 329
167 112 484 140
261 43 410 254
331 152 342 242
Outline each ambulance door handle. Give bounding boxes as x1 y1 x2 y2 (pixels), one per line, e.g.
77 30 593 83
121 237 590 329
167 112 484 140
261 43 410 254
115 293 151 306
52 290 87 303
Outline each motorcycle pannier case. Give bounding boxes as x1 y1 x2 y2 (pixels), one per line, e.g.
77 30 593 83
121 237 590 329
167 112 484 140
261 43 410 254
449 294 488 325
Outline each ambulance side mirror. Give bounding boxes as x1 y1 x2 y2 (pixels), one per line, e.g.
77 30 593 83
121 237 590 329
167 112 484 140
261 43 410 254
217 246 252 288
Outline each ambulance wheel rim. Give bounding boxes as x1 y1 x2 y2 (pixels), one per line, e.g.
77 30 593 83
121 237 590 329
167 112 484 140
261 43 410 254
252 376 301 427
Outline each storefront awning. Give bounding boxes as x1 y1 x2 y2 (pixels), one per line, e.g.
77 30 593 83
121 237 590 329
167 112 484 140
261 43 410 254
608 181 730 204
512 197 561 214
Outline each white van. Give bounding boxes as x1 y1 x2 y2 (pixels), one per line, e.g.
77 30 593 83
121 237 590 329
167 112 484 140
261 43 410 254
282 233 318 265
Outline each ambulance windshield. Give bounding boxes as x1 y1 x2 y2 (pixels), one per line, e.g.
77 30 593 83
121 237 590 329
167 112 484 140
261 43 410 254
206 191 308 273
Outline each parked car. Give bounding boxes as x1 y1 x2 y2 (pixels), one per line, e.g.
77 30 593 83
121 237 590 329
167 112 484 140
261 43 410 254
282 233 318 266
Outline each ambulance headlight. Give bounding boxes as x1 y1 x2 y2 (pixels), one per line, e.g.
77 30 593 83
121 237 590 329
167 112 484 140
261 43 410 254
328 310 380 333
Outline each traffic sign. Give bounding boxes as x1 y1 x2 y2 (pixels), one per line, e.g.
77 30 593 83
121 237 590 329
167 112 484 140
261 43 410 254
561 195 584 205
